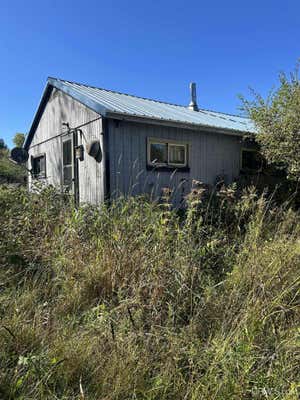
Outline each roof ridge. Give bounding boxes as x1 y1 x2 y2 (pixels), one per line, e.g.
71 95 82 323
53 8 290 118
47 76 248 120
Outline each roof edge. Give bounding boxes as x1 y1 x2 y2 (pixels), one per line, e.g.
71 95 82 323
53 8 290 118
48 78 108 116
106 111 247 137
24 78 108 150
24 83 53 150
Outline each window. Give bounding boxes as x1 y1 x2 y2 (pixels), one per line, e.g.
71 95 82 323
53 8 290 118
148 139 188 168
63 139 73 187
169 144 186 166
241 149 263 172
32 154 46 178
150 142 168 165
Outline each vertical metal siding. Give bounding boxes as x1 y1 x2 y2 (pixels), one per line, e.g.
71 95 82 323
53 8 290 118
108 120 242 205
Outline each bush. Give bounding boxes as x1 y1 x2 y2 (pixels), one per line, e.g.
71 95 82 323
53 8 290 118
0 148 26 184
0 185 299 399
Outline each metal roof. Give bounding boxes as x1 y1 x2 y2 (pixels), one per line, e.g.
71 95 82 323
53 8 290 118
24 77 255 149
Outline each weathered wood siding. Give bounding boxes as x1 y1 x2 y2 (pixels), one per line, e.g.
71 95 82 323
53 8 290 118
28 89 105 204
108 120 242 205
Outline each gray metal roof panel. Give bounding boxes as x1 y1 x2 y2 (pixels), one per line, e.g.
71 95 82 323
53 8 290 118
48 77 255 134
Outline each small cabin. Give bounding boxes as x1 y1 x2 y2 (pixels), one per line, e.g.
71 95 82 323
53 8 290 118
24 78 257 205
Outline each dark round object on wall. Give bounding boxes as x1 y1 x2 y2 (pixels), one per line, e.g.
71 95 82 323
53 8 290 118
10 147 29 164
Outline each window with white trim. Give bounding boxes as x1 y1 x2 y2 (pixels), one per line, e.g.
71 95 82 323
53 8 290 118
148 139 188 167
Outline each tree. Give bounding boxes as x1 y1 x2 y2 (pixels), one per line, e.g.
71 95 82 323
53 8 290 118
0 138 7 150
241 64 300 181
0 137 26 183
13 133 25 148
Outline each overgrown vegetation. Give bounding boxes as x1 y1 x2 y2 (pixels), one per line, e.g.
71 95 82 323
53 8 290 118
0 138 26 184
241 63 300 181
0 184 299 399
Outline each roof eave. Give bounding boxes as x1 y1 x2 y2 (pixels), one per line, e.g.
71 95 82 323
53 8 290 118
106 111 251 137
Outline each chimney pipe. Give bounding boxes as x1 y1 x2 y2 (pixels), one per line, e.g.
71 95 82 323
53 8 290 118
188 82 198 111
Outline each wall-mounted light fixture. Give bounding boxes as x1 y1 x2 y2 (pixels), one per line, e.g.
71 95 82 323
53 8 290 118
75 145 84 161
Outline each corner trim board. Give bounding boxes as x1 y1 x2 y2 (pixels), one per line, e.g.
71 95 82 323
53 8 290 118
102 118 110 200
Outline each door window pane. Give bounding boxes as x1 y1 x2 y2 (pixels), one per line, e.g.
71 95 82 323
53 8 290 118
63 165 72 186
63 140 72 166
63 139 72 188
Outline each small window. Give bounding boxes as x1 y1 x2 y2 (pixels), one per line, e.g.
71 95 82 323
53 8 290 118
148 139 188 168
63 139 73 187
32 154 46 178
241 149 263 172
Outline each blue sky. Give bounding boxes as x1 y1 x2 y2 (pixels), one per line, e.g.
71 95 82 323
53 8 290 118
0 0 299 147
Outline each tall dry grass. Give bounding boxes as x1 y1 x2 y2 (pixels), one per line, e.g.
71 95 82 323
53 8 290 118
0 184 299 399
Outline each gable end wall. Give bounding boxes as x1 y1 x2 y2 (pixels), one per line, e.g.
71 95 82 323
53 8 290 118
28 88 105 204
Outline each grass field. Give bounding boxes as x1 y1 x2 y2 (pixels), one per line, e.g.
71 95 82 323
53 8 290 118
0 184 299 399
